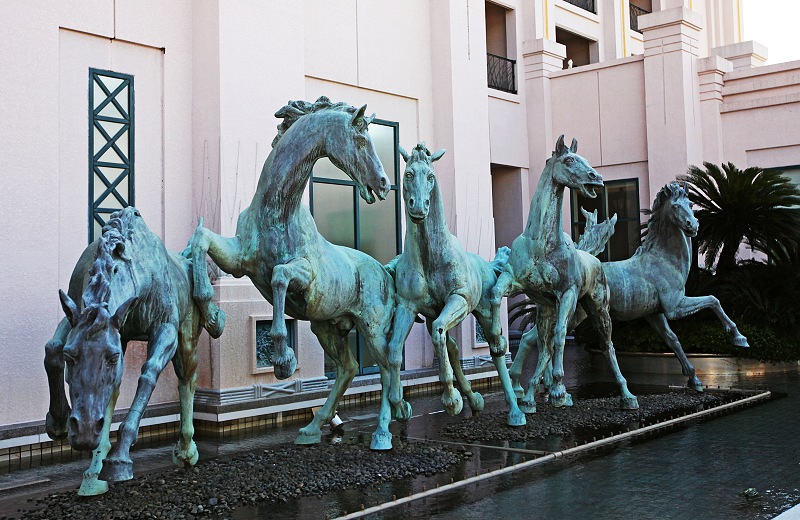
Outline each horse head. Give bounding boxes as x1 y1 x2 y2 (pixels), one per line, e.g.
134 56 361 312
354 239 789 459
658 182 698 237
58 209 140 451
549 135 603 198
320 100 390 204
399 142 445 223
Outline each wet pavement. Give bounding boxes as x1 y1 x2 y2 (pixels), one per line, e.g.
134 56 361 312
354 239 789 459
1 345 798 519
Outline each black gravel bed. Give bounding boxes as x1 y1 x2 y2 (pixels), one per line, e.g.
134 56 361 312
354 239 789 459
7 440 463 520
441 392 728 443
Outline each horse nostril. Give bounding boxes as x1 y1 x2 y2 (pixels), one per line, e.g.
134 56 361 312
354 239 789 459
424 199 430 208
380 177 389 189
93 417 105 435
68 416 79 436
408 198 415 208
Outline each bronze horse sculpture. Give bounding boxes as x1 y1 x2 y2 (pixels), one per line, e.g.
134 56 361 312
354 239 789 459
44 207 221 495
188 97 410 450
386 143 525 427
510 182 750 397
491 135 638 413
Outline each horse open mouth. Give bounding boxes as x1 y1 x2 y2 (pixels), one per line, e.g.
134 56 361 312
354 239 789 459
358 184 377 204
408 211 427 223
579 181 603 198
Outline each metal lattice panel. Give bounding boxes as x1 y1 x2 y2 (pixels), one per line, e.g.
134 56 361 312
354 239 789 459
89 69 134 242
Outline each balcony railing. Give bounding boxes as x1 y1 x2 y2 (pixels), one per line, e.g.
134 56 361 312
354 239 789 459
629 4 651 33
487 53 517 94
563 0 596 14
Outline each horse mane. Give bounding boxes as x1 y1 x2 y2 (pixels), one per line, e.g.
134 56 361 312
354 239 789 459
409 142 435 166
80 212 136 332
634 181 688 256
272 96 358 148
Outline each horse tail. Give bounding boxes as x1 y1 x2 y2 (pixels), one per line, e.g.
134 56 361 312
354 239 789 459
490 246 511 276
576 208 617 256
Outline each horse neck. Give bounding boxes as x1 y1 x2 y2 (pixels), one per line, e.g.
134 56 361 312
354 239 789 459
405 178 452 265
255 116 327 224
644 218 692 278
523 162 565 246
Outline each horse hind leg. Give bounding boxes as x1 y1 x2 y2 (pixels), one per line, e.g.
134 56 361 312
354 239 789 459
645 314 702 391
521 309 555 414
476 310 525 427
426 319 483 414
548 289 578 408
296 321 357 446
510 326 539 398
432 295 471 416
171 333 200 468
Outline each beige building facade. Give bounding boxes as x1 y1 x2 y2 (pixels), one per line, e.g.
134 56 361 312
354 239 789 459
2 0 799 450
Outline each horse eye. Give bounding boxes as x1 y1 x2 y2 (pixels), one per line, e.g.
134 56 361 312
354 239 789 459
405 172 413 180
564 157 574 165
133 210 141 217
107 353 120 365
428 174 435 182
355 135 367 148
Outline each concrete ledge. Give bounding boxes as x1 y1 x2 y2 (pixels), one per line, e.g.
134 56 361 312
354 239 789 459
589 350 800 376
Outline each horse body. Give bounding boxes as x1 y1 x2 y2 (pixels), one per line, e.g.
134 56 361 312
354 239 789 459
509 182 749 395
45 207 216 496
189 97 409 450
388 143 525 427
491 135 638 413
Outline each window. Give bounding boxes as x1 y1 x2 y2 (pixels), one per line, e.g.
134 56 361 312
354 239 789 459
254 318 296 374
310 119 402 377
89 69 134 243
571 179 640 261
556 28 598 69
485 2 517 94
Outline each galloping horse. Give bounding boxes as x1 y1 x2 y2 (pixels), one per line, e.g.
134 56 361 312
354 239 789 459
509 182 749 397
490 136 638 413
45 207 219 495
188 97 409 450
386 143 525 427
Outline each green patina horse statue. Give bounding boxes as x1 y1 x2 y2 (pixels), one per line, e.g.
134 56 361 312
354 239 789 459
44 207 221 495
187 97 410 450
490 135 638 413
386 143 525 427
510 182 750 398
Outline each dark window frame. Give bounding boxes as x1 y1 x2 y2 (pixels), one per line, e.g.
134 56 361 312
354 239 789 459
89 68 134 243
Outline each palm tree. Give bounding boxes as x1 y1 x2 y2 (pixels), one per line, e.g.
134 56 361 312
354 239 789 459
679 162 800 274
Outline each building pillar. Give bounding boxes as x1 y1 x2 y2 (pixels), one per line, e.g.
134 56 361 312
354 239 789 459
710 41 767 70
522 38 566 203
639 7 703 201
697 55 732 164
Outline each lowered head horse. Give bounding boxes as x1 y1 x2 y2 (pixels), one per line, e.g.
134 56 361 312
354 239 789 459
188 97 410 450
386 142 525 427
490 135 638 413
45 207 220 495
509 182 749 397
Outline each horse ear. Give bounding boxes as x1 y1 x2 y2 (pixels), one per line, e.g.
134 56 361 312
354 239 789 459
430 149 446 162
555 135 567 156
399 146 410 163
351 104 368 127
365 113 376 125
59 290 81 327
570 138 578 153
111 296 137 330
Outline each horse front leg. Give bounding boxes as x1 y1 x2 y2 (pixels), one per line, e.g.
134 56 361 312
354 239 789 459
102 324 179 482
77 385 119 496
44 317 72 439
387 304 417 408
666 295 749 348
297 321 357 446
475 311 525 427
171 333 199 468
432 295 470 416
489 271 515 343
270 258 312 380
645 313 702 391
189 218 244 338
521 308 555 414
549 288 578 408
424 320 484 414
510 325 539 398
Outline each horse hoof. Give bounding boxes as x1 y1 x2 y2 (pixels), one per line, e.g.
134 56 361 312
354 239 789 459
507 410 526 427
733 334 750 348
550 388 572 408
443 392 463 416
519 400 536 414
205 305 226 339
273 355 297 380
468 392 485 412
45 412 69 440
295 430 321 445
620 396 639 410
101 457 133 482
688 377 704 392
172 441 199 467
78 476 108 496
370 430 393 451
393 401 412 422
513 385 525 400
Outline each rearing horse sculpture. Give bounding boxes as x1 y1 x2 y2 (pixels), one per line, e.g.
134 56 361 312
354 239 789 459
491 136 638 413
386 143 525 427
510 182 749 397
188 97 409 450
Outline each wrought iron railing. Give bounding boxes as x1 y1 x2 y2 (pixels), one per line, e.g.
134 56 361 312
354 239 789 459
563 0 596 14
629 4 651 33
487 53 517 94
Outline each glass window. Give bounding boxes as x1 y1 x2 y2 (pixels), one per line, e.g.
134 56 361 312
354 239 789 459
89 69 134 242
571 179 641 261
310 119 402 377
